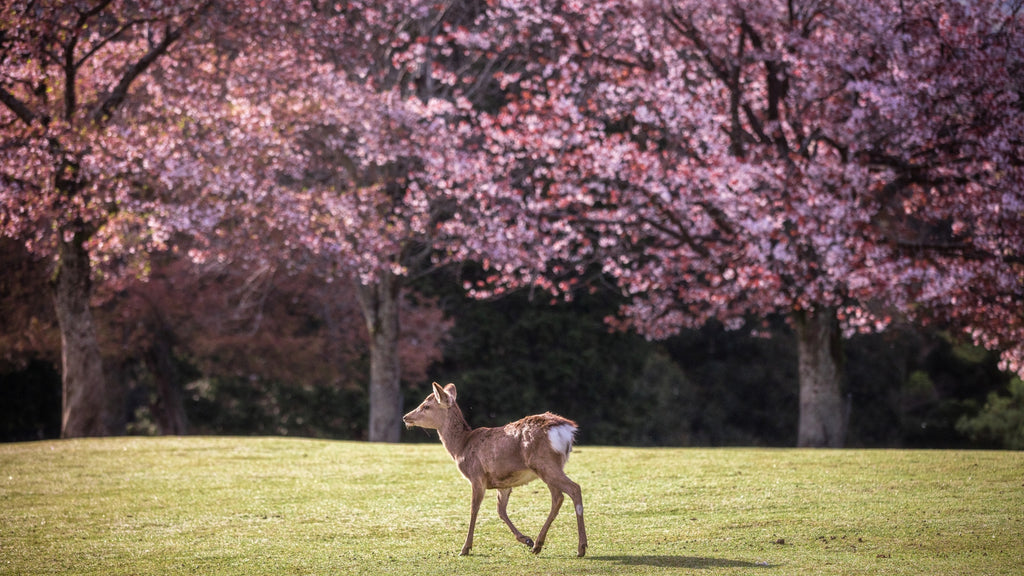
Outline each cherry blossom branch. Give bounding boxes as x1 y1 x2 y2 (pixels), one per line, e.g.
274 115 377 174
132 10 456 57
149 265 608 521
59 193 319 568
892 239 1024 266
73 21 136 70
91 1 214 125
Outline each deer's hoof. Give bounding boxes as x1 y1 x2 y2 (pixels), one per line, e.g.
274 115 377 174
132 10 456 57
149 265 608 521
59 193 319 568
531 544 543 555
577 545 587 558
524 537 534 548
459 547 471 556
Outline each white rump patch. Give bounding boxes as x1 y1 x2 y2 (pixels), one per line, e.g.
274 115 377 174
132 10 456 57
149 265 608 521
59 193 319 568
548 424 576 460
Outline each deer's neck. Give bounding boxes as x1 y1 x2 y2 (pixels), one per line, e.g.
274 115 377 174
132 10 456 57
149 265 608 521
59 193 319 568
438 405 473 458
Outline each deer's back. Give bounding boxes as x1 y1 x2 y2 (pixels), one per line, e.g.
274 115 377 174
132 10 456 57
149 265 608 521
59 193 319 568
456 412 577 489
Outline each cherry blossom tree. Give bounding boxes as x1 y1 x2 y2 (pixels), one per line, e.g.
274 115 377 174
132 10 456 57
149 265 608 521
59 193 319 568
7 0 1017 447
127 1 491 441
1 0 216 436
2 1 474 441
265 2 489 441
441 0 1023 446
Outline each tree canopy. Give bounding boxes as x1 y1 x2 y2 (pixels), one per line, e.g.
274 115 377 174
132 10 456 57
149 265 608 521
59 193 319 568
441 0 1023 374
429 0 1023 445
2 0 1021 445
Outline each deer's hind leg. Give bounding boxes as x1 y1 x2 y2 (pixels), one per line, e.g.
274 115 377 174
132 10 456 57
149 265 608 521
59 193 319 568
532 470 587 557
531 480 564 555
496 488 534 548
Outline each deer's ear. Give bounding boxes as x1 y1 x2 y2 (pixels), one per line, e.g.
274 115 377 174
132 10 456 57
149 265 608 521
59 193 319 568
444 383 457 401
432 382 449 405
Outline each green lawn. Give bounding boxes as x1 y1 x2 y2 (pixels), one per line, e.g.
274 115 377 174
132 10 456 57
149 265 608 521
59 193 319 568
1 437 1021 575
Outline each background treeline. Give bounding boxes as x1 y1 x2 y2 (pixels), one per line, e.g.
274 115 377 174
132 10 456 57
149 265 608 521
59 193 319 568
3 239 1018 448
3 1 1022 449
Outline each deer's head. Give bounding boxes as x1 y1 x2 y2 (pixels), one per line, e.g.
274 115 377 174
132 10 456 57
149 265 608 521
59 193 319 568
403 382 457 430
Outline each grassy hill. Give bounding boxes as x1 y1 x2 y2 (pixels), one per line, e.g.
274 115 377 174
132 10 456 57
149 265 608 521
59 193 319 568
1 437 1021 575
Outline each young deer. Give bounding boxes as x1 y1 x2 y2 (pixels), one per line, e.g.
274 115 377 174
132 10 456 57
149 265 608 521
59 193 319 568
403 382 587 557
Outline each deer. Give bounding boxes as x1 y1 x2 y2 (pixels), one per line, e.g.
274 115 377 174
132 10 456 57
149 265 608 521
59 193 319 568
402 382 588 558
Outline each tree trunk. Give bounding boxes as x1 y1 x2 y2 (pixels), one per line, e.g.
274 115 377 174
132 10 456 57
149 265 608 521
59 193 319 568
145 325 188 435
794 308 846 448
355 273 402 443
54 235 111 438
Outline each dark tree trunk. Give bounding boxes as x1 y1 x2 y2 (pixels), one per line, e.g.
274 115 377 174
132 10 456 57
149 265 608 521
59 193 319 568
356 273 402 443
144 325 188 435
794 308 846 448
54 235 111 438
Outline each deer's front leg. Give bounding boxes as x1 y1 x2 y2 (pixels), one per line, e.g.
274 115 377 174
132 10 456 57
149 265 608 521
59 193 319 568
461 482 485 556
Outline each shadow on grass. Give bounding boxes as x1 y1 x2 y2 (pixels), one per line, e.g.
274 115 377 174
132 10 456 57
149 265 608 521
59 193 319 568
591 555 774 569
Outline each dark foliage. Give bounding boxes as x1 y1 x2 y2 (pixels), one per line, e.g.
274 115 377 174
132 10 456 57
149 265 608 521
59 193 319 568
0 244 1014 447
0 360 61 442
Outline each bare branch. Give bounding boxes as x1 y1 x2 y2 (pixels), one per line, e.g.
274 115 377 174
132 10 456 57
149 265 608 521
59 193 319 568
0 86 37 126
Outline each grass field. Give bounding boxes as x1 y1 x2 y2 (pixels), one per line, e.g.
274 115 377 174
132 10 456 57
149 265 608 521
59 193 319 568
1 437 1021 575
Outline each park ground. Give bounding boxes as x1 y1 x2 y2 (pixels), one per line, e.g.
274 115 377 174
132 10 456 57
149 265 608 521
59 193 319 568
1 437 1021 575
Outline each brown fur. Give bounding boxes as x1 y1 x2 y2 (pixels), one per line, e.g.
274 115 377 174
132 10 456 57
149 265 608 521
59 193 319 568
403 382 587 557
